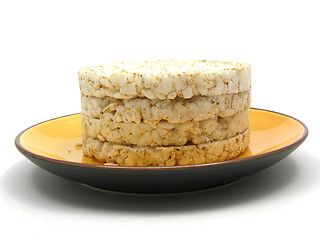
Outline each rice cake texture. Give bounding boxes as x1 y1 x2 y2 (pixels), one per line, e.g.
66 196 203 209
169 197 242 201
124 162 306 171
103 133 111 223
82 108 249 147
81 90 251 123
82 129 250 167
79 59 251 100
79 59 251 166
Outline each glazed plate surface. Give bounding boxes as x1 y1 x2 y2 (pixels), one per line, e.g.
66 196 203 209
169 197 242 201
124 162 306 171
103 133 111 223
15 108 308 193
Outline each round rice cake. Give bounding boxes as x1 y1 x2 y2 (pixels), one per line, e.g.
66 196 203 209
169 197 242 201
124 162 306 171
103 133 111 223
81 89 251 123
82 128 250 166
79 59 251 100
81 108 249 147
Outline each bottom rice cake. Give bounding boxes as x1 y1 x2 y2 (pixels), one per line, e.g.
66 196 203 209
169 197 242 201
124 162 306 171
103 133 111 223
82 128 250 167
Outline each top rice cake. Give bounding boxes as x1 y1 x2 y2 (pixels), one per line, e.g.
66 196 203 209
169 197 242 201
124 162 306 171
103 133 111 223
79 59 251 167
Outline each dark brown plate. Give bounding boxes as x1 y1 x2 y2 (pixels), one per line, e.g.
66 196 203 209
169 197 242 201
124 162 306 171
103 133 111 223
15 108 308 193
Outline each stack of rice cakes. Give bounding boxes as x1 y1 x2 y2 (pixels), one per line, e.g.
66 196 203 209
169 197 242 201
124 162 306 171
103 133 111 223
79 59 251 166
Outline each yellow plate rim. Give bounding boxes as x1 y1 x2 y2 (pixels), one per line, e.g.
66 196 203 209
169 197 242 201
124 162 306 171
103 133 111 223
15 108 308 170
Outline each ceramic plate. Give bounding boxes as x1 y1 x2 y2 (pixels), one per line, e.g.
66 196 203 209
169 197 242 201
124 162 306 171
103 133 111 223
15 108 308 194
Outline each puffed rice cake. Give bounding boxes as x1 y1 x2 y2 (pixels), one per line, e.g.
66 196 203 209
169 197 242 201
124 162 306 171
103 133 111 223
79 59 251 166
81 108 249 146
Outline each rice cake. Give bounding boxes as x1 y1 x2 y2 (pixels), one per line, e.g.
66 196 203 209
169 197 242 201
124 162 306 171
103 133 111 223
81 108 249 147
82 129 250 166
79 59 251 100
81 90 251 123
79 59 251 166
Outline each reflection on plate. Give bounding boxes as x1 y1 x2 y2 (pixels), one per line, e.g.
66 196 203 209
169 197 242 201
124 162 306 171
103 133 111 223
15 108 308 194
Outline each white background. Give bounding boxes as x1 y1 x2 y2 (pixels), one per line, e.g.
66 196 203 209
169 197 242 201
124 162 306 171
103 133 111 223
1 0 319 239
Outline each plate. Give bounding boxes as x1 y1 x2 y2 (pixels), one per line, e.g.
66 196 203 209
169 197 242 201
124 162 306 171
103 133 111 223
15 108 308 194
